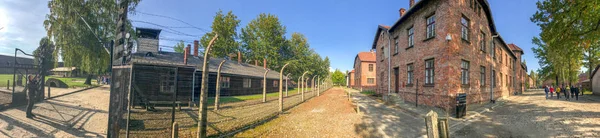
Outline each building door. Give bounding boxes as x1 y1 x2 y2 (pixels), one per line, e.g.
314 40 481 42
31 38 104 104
394 67 399 93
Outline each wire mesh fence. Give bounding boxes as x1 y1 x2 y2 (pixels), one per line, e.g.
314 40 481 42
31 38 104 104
117 64 332 137
0 49 42 109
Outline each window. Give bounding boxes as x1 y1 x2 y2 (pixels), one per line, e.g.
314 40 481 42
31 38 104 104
407 63 414 84
506 74 509 86
461 60 470 85
425 59 435 85
426 15 436 39
500 51 503 63
369 64 374 72
159 70 176 93
380 46 385 61
492 41 496 59
505 54 508 66
492 70 496 87
273 80 278 87
500 73 503 86
480 66 486 86
480 31 486 52
408 27 414 47
461 17 470 41
243 78 252 88
367 78 375 84
221 77 230 88
394 37 399 54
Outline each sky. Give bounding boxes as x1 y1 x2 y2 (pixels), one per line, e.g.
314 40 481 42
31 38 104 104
0 0 543 73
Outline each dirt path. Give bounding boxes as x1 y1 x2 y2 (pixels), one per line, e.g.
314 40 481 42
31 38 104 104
235 87 361 137
0 85 110 137
452 90 600 138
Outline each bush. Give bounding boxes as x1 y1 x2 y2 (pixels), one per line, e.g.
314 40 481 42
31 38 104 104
360 90 376 96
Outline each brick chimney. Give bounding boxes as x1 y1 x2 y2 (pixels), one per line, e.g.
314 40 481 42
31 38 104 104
237 51 242 64
409 0 415 8
399 8 406 17
263 58 267 69
184 45 189 65
193 40 199 57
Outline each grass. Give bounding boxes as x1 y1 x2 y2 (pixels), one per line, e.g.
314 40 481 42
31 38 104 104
583 90 593 95
206 88 312 105
0 74 96 88
360 90 376 96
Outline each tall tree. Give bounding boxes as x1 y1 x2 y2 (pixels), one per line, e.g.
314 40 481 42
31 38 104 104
331 69 345 86
173 40 185 53
240 13 287 70
201 10 241 59
33 37 56 74
44 0 140 84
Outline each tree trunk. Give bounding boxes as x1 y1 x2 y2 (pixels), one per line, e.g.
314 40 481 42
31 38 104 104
84 74 92 85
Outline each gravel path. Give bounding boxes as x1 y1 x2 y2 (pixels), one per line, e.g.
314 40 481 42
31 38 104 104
235 87 361 137
0 85 110 137
452 90 600 138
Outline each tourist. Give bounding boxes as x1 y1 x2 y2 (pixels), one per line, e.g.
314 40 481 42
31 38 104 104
26 75 38 119
573 86 579 100
549 86 554 98
556 86 561 99
563 85 569 100
570 84 575 99
544 85 549 99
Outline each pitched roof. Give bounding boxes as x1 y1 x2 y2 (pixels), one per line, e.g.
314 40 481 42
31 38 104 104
371 25 391 49
508 43 524 55
357 52 376 62
131 52 282 79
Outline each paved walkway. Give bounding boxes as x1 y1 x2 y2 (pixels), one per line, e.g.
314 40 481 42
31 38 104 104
0 85 110 137
452 90 600 137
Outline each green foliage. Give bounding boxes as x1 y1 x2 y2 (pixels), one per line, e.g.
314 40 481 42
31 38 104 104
201 10 241 58
44 0 140 74
173 40 185 53
33 37 56 73
240 13 287 70
530 0 600 85
360 90 376 96
331 69 346 86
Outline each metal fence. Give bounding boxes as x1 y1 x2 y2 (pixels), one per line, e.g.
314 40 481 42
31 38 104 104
113 64 333 137
0 49 44 110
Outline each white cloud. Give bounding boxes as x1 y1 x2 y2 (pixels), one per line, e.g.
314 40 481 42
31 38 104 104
0 0 50 56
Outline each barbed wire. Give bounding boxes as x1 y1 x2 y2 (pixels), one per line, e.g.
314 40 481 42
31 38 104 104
131 20 203 38
134 11 211 33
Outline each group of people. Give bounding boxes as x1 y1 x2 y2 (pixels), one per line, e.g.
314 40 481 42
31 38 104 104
544 85 583 101
96 75 110 85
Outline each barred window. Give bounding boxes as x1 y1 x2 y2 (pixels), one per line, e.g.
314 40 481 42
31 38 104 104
394 37 399 54
221 77 230 88
480 31 486 52
480 66 486 86
425 59 435 85
369 64 374 72
461 17 470 41
407 63 414 84
367 78 375 84
426 15 436 39
408 27 414 47
492 70 496 87
159 70 175 93
243 78 252 88
273 80 278 87
461 60 470 85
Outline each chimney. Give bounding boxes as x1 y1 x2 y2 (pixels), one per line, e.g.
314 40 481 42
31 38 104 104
409 0 415 8
399 8 406 17
183 46 189 65
237 51 242 64
193 40 199 57
186 44 191 55
263 58 267 69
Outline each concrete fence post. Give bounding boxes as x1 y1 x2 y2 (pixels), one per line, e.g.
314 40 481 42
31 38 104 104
7 80 9 90
279 63 290 113
214 60 226 110
439 117 449 138
47 86 51 99
263 69 269 103
425 110 439 138
172 122 179 138
301 71 309 101
197 34 218 138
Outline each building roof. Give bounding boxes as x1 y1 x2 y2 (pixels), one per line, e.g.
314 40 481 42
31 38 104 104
51 67 77 72
508 43 524 54
357 52 376 62
0 54 34 67
371 25 390 49
131 52 283 79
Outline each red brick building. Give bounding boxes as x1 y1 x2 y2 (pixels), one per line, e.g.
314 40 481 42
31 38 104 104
348 70 355 87
372 0 526 110
352 51 377 91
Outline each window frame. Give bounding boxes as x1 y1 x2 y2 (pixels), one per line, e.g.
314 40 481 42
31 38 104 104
369 64 374 72
367 78 375 84
426 15 436 39
273 80 278 88
480 66 486 86
407 63 414 85
408 26 415 48
394 37 399 54
243 78 252 88
461 16 470 41
425 59 435 85
221 76 231 88
480 31 486 52
461 60 470 85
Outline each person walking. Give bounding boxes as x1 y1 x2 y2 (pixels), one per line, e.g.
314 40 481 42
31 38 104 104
544 85 549 99
573 86 580 100
563 85 569 101
549 86 554 98
26 75 38 118
569 85 575 99
556 86 561 99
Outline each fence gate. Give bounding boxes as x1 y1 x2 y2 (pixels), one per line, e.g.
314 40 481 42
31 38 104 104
0 48 43 109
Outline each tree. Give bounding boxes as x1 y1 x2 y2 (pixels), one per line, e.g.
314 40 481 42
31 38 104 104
331 69 346 86
33 37 56 74
201 10 241 59
44 0 140 84
240 13 287 70
173 40 185 53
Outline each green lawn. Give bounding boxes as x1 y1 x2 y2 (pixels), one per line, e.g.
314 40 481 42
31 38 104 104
207 88 313 105
360 90 376 96
0 74 95 88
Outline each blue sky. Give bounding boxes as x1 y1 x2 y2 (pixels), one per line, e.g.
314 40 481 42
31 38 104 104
0 0 543 73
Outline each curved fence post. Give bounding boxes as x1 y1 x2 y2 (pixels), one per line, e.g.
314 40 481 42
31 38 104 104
286 73 290 97
197 34 218 138
301 71 309 101
263 69 269 103
214 60 226 110
279 63 290 112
